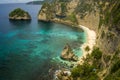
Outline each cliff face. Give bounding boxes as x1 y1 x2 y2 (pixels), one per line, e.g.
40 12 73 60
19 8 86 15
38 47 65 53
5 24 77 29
38 0 120 79
38 0 120 53
38 0 79 25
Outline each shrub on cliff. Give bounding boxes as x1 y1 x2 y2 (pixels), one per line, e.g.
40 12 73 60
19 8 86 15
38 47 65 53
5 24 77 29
104 56 120 80
66 13 78 24
61 2 67 15
85 46 90 51
71 63 99 80
91 48 102 59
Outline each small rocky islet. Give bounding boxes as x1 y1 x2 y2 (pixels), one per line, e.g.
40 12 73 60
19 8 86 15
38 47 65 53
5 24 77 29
9 8 31 20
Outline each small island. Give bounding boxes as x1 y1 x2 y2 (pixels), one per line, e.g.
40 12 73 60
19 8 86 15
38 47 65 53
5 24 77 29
9 8 31 20
26 1 44 5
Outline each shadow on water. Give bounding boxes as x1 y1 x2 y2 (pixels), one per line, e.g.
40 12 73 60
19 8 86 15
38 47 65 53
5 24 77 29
37 21 54 32
9 20 31 27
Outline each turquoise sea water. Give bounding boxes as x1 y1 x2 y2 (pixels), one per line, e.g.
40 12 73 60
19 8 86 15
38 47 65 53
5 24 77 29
0 3 86 80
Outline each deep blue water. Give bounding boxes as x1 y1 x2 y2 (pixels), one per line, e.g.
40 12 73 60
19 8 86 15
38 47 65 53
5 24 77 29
0 3 86 80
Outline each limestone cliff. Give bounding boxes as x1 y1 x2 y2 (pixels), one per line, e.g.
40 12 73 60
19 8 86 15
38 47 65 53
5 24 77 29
38 0 120 79
38 0 79 25
38 0 120 53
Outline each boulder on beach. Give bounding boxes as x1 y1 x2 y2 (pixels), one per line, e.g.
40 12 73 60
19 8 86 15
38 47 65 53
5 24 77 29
60 44 78 61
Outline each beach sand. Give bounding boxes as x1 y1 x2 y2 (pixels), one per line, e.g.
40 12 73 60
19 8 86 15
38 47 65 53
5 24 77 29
77 25 96 65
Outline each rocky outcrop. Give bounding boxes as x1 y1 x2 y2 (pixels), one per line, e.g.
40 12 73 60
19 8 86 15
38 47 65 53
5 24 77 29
38 0 78 25
60 44 78 61
9 8 31 20
54 69 72 80
38 2 55 22
38 7 50 21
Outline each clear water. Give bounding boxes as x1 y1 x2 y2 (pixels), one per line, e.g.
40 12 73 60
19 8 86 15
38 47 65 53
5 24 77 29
0 3 86 80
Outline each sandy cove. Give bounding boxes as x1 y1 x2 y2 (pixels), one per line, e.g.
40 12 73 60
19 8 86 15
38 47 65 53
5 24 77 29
77 25 96 65
53 25 96 79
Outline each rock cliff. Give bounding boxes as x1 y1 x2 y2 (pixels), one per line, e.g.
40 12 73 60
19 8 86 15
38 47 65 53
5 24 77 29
38 0 120 53
38 0 120 79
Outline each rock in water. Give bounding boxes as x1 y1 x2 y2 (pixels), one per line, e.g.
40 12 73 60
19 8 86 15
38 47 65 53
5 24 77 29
54 69 72 80
60 44 78 61
9 8 31 20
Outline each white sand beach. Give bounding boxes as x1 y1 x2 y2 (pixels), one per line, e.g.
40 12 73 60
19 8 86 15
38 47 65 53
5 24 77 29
77 25 96 64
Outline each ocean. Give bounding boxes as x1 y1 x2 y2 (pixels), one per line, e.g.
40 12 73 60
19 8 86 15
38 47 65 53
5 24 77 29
0 3 86 80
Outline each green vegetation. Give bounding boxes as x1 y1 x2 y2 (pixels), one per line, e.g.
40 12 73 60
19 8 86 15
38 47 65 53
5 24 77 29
41 2 48 8
75 1 93 18
101 30 105 38
104 50 120 80
9 8 30 17
111 60 120 73
85 46 90 51
61 2 67 15
40 2 55 20
112 2 120 25
106 31 115 40
71 47 104 79
98 16 103 29
91 48 102 59
66 13 78 23
103 54 111 63
71 63 99 80
98 1 120 31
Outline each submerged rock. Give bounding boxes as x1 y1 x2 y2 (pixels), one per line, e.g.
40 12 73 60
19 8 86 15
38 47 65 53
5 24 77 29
9 8 31 20
60 44 78 61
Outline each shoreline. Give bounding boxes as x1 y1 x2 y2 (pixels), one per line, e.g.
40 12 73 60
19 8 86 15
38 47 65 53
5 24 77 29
53 25 96 79
52 24 96 66
77 25 96 64
38 20 96 65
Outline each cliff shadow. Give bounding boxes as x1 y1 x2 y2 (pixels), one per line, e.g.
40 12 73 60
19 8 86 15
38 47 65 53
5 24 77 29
37 21 54 32
9 20 31 27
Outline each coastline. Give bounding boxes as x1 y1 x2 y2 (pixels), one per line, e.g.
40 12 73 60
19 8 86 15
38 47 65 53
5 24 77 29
53 25 96 79
52 24 96 65
77 25 96 65
38 18 96 65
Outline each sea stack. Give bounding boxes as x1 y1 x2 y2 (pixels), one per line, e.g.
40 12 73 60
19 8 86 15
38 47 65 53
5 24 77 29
60 44 78 61
9 8 31 20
